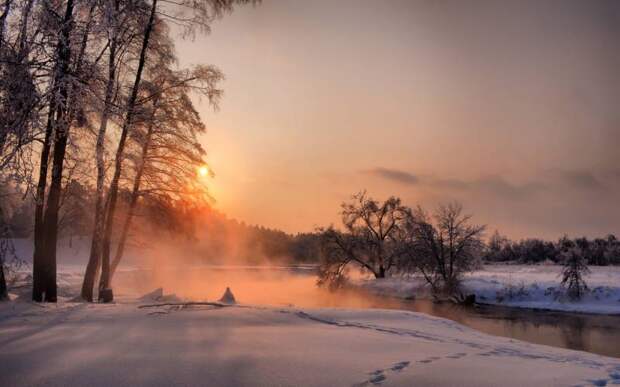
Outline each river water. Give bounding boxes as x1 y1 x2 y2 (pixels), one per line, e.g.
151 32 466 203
116 265 620 358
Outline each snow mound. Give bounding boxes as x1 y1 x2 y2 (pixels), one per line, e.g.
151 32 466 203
139 288 164 301
139 288 183 302
218 287 236 304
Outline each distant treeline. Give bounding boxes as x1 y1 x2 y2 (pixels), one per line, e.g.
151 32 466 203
1 181 321 265
484 231 620 266
197 216 321 265
2 182 618 267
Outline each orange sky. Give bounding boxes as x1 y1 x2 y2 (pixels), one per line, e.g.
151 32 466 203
175 0 620 239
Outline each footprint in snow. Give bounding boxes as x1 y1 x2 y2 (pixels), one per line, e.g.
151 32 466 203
577 367 620 387
353 361 410 386
368 373 386 385
418 356 441 364
608 371 620 385
352 371 385 387
391 361 410 372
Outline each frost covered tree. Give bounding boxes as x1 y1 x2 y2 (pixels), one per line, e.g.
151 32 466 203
31 0 80 302
88 0 257 302
81 0 149 302
0 0 258 303
0 0 39 170
107 44 223 282
317 192 411 286
560 248 590 301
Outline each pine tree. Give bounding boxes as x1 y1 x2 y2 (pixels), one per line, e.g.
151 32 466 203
560 248 590 301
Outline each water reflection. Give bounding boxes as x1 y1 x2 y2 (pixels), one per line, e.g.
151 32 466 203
393 299 620 358
115 266 620 358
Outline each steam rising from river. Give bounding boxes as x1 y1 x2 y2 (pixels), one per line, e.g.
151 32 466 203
113 263 404 309
109 230 406 308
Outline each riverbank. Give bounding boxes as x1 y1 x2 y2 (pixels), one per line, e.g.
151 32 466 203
357 264 620 315
2 297 620 387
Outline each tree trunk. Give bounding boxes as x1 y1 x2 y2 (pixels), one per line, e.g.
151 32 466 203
82 0 120 302
36 0 76 303
375 266 386 278
0 262 7 301
31 6 65 299
0 205 9 301
110 101 158 281
32 106 55 302
99 0 158 301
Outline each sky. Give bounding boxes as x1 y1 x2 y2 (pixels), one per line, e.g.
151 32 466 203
175 0 620 239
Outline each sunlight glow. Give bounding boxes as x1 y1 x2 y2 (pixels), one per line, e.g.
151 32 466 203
198 166 209 177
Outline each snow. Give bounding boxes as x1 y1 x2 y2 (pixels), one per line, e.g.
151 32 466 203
2 299 620 386
358 265 620 315
1 267 620 386
3 242 620 385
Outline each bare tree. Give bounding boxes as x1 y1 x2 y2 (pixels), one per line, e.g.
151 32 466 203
317 192 410 286
403 202 485 297
96 0 256 302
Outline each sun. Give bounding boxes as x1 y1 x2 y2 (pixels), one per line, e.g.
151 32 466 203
198 166 209 177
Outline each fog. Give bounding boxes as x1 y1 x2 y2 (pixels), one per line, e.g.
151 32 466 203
115 266 380 308
113 236 398 309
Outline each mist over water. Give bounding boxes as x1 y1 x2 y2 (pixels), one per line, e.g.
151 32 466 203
113 265 405 309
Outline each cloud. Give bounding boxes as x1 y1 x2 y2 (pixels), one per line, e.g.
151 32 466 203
558 170 604 191
363 167 545 200
474 176 546 199
358 167 619 238
362 167 548 199
429 175 545 200
363 166 620 200
363 167 419 185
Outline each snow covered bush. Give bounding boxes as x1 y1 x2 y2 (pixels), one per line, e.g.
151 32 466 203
495 281 529 303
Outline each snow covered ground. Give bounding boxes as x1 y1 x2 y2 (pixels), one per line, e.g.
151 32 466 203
359 265 620 315
2 295 620 387
3 241 620 386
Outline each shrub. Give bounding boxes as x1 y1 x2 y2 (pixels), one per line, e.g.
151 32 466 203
560 247 590 301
